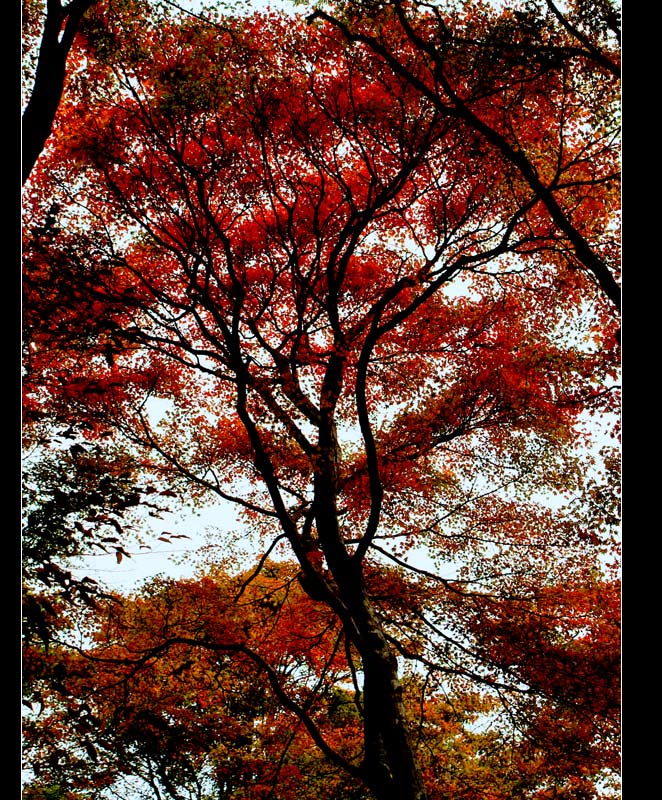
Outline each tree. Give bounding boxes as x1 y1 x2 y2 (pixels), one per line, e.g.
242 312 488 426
22 561 619 800
23 563 367 800
22 3 620 799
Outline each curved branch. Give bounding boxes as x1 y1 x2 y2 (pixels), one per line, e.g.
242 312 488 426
544 0 620 75
352 277 419 563
234 534 289 601
309 6 621 312
128 408 279 518
75 634 365 780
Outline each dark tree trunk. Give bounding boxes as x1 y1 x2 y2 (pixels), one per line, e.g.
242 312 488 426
353 593 428 800
313 401 428 800
22 0 96 184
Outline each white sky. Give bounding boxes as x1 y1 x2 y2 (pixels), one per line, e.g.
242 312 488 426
164 0 306 15
70 500 246 592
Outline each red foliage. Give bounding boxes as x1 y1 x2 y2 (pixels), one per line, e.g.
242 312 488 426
22 3 620 799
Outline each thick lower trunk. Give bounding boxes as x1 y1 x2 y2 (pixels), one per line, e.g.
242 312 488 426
359 608 428 800
314 523 427 798
336 564 428 800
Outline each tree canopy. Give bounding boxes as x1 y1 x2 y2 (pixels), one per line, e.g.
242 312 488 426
22 1 621 799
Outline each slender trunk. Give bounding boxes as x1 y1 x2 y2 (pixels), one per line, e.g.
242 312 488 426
314 355 427 799
22 0 96 184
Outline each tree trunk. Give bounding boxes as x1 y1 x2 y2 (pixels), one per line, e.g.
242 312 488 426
344 572 428 800
313 357 428 800
22 0 96 184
